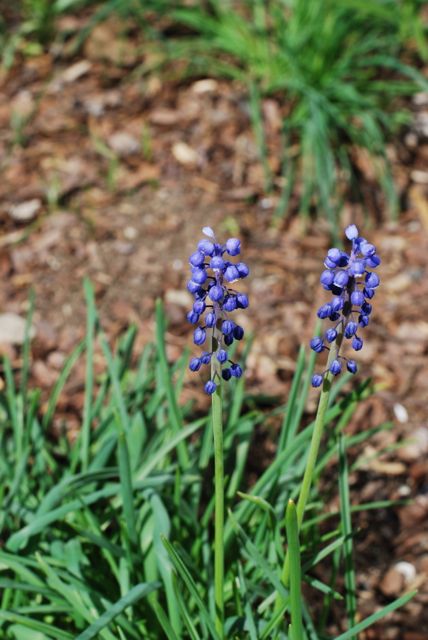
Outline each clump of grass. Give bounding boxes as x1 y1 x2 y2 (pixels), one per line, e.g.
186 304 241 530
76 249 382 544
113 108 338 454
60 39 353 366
0 284 413 638
164 0 427 224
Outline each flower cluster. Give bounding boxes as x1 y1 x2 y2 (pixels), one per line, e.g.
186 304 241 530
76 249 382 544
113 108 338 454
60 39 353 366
310 224 380 387
187 227 249 394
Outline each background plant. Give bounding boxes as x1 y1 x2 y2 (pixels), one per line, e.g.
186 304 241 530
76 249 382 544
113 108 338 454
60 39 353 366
163 0 428 224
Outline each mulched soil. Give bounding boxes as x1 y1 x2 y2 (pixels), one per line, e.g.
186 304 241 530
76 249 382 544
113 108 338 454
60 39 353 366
1 14 428 638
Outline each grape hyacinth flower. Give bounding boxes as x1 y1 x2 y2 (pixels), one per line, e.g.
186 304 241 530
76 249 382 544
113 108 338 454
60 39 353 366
310 224 380 387
186 227 249 394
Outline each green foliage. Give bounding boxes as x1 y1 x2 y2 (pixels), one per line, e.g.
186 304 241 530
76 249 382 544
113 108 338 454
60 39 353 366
164 0 427 223
0 0 86 66
0 290 413 637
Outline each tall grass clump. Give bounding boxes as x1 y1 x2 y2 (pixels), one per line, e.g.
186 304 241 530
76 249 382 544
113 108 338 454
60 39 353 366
0 226 416 638
164 0 427 224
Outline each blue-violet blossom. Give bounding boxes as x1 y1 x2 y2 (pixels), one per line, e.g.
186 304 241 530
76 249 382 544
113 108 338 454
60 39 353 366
310 224 380 387
187 227 249 393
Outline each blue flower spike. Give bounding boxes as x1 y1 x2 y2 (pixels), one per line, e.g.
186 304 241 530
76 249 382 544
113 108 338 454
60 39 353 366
187 227 249 393
310 225 380 387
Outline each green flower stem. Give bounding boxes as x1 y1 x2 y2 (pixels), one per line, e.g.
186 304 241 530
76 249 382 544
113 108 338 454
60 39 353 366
273 325 344 627
212 347 224 638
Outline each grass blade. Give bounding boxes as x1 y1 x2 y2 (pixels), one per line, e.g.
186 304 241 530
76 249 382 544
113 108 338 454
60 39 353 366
334 590 417 640
286 500 304 640
155 299 189 468
74 582 160 640
81 278 97 471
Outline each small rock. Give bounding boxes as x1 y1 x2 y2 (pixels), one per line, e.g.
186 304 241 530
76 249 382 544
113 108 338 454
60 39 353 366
192 78 218 94
108 131 140 157
411 169 428 184
379 567 404 597
8 199 41 222
393 403 409 423
395 561 416 585
0 313 35 345
172 142 199 167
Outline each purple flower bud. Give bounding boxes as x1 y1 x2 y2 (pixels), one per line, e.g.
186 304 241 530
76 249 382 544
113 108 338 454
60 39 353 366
189 251 205 267
198 239 215 256
310 337 324 353
349 260 365 276
205 312 216 328
208 285 224 302
224 265 240 282
337 252 350 267
194 327 206 345
231 363 243 378
366 254 381 268
191 268 207 284
350 290 365 306
193 300 206 314
236 293 249 309
210 256 225 270
324 257 338 269
347 360 358 374
325 328 337 343
327 248 342 264
311 374 324 387
333 270 349 289
330 359 342 376
361 302 372 315
344 322 358 338
189 357 201 371
222 320 234 335
236 262 250 278
331 296 344 313
222 368 232 381
225 238 241 256
320 270 335 289
193 287 206 300
363 287 375 299
216 349 228 363
360 242 376 257
345 224 359 240
233 325 244 340
200 352 212 365
359 315 369 328
224 334 234 346
204 380 217 394
365 272 380 288
223 296 237 312
187 311 199 324
187 280 201 294
202 226 215 238
352 336 363 351
317 304 332 319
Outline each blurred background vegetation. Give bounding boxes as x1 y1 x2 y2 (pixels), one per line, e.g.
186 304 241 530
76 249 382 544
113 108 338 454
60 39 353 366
1 0 428 227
